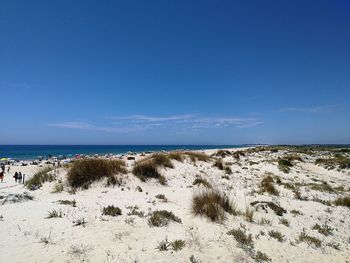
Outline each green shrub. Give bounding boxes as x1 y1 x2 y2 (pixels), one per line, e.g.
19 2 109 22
67 159 126 188
297 229 321 247
268 230 285 242
213 159 224 170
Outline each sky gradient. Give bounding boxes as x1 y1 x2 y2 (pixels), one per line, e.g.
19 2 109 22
1 0 350 145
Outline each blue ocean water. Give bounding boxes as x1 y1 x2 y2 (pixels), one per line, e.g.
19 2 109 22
0 145 246 160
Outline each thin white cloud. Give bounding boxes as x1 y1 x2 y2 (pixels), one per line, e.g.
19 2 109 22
49 114 262 133
279 104 341 113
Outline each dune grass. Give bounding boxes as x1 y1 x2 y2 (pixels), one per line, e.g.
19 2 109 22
192 189 237 222
67 158 127 189
25 167 54 190
261 175 279 196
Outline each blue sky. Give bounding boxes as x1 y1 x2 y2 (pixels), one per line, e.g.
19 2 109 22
1 0 350 145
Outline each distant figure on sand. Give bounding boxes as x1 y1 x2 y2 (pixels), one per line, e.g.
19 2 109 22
17 172 23 183
7 166 10 173
0 171 4 182
13 172 18 182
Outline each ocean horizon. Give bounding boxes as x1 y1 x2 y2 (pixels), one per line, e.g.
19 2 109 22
0 145 250 160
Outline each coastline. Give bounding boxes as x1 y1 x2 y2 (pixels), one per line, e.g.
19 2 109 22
0 146 349 262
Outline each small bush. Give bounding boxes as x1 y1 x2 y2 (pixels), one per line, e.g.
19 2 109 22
252 251 271 262
126 205 145 217
225 166 232 175
46 209 62 219
132 161 165 184
213 160 224 170
279 218 290 227
151 153 174 168
261 176 279 196
290 209 302 216
258 218 271 225
333 196 350 207
312 223 333 236
155 194 167 202
278 159 293 173
67 159 126 188
192 189 237 222
268 230 285 242
102 205 122 216
185 152 210 163
227 228 254 251
57 199 76 207
25 167 54 190
136 186 143 192
244 206 254 222
192 178 212 188
171 239 186 251
148 210 181 227
297 229 321 247
73 217 87 227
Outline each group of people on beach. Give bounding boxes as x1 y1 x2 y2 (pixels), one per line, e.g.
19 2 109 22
0 163 25 184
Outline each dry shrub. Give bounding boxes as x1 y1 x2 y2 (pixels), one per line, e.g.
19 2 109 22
193 177 212 188
184 152 211 162
67 158 126 188
168 152 184 162
213 159 224 170
151 153 174 168
192 189 237 222
102 205 122 216
261 175 279 196
148 210 181 227
333 196 350 207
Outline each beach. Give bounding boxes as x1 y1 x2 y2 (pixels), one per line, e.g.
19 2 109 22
0 146 349 262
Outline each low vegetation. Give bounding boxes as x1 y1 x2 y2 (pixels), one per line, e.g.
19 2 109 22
46 209 62 219
333 196 350 207
57 199 76 207
278 159 293 173
132 159 167 185
312 223 333 236
227 228 254 251
155 194 167 202
192 189 237 222
25 167 54 190
148 210 181 227
250 201 286 216
297 229 322 247
156 238 186 252
315 154 350 170
67 158 127 188
261 175 279 196
192 177 212 188
268 230 285 242
102 205 122 216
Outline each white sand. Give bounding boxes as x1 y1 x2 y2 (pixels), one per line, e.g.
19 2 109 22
0 147 349 262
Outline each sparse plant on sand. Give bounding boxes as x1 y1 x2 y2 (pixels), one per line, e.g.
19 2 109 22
268 230 285 242
227 228 254 251
333 196 350 207
312 223 333 236
244 206 254 222
73 217 87 227
155 194 167 202
192 189 237 222
279 218 290 227
278 159 293 173
67 159 126 189
297 228 321 247
25 167 54 190
192 177 212 188
261 175 279 196
171 239 186 251
213 159 224 170
148 210 182 227
46 209 62 219
252 251 271 262
102 205 122 216
57 199 76 207
52 181 64 193
126 205 145 217
132 160 167 185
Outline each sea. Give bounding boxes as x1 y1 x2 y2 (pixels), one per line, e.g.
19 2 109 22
0 145 247 160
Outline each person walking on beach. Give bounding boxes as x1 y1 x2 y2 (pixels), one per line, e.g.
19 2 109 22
0 171 4 183
7 166 10 173
17 172 22 184
13 172 18 182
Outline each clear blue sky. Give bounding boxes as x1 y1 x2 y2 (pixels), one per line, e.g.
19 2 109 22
1 0 350 145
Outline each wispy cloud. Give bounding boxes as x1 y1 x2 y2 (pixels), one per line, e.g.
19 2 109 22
49 114 262 133
279 104 341 113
